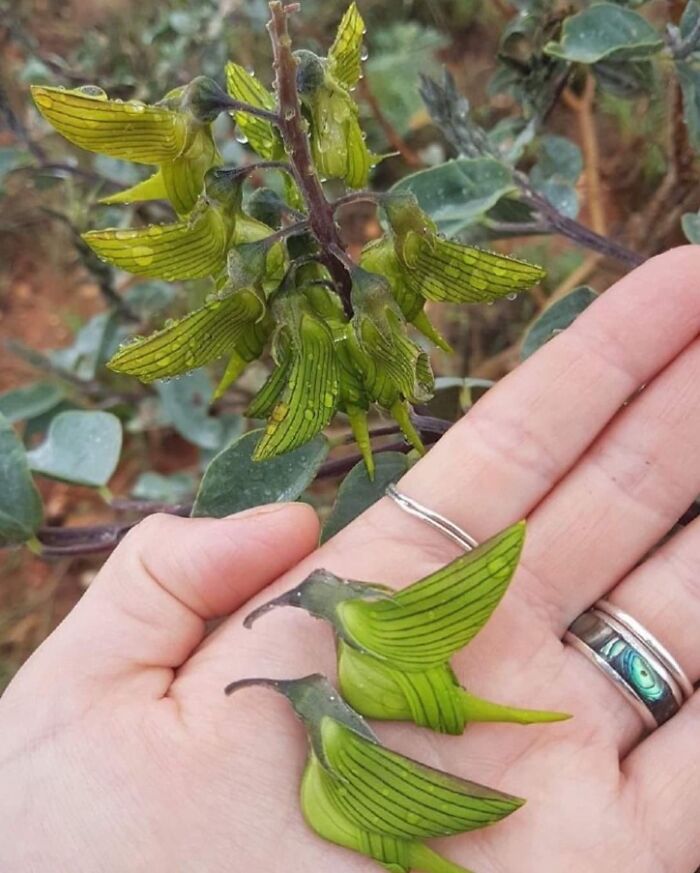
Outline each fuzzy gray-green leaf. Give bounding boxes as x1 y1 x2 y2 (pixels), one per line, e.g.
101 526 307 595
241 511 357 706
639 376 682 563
521 286 598 360
0 414 43 547
322 452 410 543
192 430 329 518
26 410 123 487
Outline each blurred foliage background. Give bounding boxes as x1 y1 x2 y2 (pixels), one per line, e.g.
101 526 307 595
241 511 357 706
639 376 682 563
0 0 696 691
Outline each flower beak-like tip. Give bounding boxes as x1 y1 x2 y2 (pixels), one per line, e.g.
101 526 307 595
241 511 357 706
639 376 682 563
224 676 286 697
242 589 301 629
181 75 232 122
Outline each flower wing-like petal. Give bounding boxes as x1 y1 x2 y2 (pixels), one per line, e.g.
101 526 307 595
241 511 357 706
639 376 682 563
107 288 265 382
403 233 546 303
338 522 525 671
31 85 186 164
253 315 339 459
83 205 229 281
328 2 365 90
225 62 282 159
322 719 524 839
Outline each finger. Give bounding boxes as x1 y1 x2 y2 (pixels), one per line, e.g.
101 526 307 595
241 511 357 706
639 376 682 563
6 504 319 698
622 690 700 873
607 515 700 684
524 334 700 629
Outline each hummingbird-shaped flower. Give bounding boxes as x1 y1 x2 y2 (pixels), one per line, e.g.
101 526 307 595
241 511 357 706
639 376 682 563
342 265 434 471
247 275 340 460
82 167 249 283
294 3 377 188
245 522 570 733
226 672 524 873
365 190 545 317
107 240 279 400
31 76 231 215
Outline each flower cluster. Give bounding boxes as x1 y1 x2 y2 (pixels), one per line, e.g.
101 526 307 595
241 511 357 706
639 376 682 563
31 2 544 475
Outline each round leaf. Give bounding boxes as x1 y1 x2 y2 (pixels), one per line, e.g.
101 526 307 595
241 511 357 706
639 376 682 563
0 413 43 547
26 410 123 487
321 452 410 543
0 382 65 424
192 430 329 518
391 158 516 235
521 287 598 360
545 4 663 64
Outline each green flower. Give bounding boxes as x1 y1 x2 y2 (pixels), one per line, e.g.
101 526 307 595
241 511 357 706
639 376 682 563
343 266 434 471
107 241 278 400
247 280 340 461
294 3 376 188
376 190 546 305
226 673 524 873
31 77 227 214
245 522 570 734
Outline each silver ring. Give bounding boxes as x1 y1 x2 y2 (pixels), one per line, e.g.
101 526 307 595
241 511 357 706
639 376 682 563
385 486 693 731
385 484 478 552
565 601 693 730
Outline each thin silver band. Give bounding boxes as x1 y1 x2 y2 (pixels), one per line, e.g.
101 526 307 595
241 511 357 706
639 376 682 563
385 485 693 729
384 484 478 552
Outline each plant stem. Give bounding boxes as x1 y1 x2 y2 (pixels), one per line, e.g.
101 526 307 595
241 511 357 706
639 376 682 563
333 190 382 211
261 219 310 246
220 96 282 124
267 1 352 316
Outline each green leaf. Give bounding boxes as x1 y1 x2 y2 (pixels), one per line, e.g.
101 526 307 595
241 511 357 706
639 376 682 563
156 369 223 450
365 24 447 135
0 414 43 548
50 312 120 380
682 210 700 244
192 430 329 518
26 410 123 487
521 286 598 359
321 452 410 543
130 471 197 503
391 158 516 235
544 4 663 64
0 383 65 424
532 135 583 184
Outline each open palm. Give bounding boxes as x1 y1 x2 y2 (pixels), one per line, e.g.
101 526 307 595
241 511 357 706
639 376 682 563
2 247 699 873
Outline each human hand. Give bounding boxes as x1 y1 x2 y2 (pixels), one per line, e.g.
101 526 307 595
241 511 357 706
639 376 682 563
2 247 700 873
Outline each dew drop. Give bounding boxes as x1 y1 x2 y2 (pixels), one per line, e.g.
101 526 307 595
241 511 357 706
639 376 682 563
360 46 369 61
133 245 155 267
506 292 518 301
235 130 249 144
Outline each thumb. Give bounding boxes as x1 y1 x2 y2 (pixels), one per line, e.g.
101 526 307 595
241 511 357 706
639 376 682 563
8 503 319 697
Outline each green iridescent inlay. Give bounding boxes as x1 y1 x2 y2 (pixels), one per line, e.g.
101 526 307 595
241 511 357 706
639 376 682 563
600 636 666 703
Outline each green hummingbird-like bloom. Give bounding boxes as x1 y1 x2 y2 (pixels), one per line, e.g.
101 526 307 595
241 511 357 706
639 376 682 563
107 240 280 400
245 522 570 734
226 673 524 873
294 2 377 188
342 265 434 472
82 167 248 283
31 77 228 215
364 189 546 312
247 279 340 461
